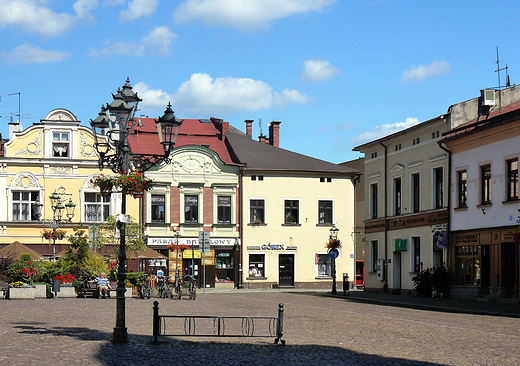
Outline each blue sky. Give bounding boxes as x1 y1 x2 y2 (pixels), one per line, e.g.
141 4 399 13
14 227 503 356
1 0 519 163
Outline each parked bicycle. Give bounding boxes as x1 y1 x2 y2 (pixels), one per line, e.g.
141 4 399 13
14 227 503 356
185 274 197 300
137 274 151 299
157 276 174 299
172 275 183 300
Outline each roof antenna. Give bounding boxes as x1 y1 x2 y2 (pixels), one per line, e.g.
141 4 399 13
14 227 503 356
258 118 263 136
495 46 508 108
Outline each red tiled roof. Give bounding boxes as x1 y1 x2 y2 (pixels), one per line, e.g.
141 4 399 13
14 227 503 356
128 118 235 164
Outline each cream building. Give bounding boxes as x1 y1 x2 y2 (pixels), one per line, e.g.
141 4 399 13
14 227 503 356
227 121 360 290
354 116 449 293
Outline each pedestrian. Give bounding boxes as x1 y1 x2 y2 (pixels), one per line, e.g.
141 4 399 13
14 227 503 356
92 272 113 299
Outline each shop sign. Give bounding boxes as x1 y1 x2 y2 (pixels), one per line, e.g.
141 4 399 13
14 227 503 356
148 237 236 247
246 244 297 251
394 239 406 252
451 233 479 245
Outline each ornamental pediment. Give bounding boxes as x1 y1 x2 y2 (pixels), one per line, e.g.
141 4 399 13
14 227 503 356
390 164 404 173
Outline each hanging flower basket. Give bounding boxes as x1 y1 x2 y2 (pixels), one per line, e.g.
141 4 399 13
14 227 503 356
91 174 116 196
42 229 67 240
326 238 342 250
130 187 145 199
167 244 190 252
98 182 114 197
114 171 154 195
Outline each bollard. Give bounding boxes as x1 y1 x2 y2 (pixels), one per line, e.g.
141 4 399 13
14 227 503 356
275 303 285 345
343 273 349 295
153 301 160 343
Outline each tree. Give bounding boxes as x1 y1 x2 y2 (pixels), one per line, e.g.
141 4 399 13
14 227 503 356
89 215 146 258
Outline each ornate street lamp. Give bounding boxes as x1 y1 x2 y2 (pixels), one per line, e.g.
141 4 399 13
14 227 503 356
33 194 76 262
90 78 183 343
329 225 340 295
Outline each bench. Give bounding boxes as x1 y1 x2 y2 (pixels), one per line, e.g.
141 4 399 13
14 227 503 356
0 282 8 299
77 280 117 298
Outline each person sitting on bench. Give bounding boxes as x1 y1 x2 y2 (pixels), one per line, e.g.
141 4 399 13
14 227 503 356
93 272 113 298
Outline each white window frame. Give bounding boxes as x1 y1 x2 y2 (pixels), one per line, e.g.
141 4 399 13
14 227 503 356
83 191 111 223
410 171 421 213
180 186 203 224
317 199 334 225
392 176 403 216
247 253 265 278
316 252 332 277
283 198 301 225
249 197 266 224
213 186 236 225
369 182 378 219
431 165 444 210
52 131 70 158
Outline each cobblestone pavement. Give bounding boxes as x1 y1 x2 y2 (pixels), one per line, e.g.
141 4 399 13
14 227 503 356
1 292 519 366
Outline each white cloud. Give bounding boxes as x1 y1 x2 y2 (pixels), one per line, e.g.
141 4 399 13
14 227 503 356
74 0 98 20
142 26 176 57
301 59 341 83
103 0 125 5
401 60 451 83
136 73 311 116
273 89 312 106
89 26 175 57
119 0 159 21
1 43 72 64
352 117 420 145
134 82 174 109
173 0 337 32
336 122 355 131
0 0 75 37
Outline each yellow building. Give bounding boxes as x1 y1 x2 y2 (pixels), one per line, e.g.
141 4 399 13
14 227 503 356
0 109 140 258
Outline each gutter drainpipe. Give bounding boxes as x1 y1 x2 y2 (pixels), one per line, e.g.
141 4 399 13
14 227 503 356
380 141 388 292
437 141 452 270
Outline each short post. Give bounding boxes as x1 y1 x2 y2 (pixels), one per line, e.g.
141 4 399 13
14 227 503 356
52 279 60 299
343 273 349 295
153 301 160 343
275 303 285 345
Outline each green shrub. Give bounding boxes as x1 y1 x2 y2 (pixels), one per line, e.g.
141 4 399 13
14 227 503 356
79 254 109 281
126 272 144 286
412 266 450 298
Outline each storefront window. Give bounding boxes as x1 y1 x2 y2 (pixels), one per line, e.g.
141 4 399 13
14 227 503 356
455 245 489 286
215 251 234 282
216 252 234 269
316 254 331 277
248 254 265 277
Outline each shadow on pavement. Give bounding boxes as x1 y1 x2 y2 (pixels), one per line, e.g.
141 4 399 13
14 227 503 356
14 323 446 366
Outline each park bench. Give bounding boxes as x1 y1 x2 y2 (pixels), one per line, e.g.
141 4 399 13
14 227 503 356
0 282 8 299
77 280 117 298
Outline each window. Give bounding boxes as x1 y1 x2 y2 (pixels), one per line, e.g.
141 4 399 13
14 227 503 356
507 159 518 200
412 237 421 273
12 191 39 221
316 254 331 277
251 175 263 181
217 196 231 223
84 192 110 222
184 195 199 223
457 170 467 208
370 183 378 219
151 195 165 222
371 152 377 159
248 254 265 277
393 177 402 215
284 200 299 224
413 138 420 145
433 167 443 209
370 240 378 272
395 144 401 151
250 199 265 224
318 200 333 224
411 173 420 213
481 165 492 205
455 245 489 286
53 132 69 157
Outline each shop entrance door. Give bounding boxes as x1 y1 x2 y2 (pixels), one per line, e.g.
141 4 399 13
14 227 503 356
392 252 402 294
502 242 517 298
279 254 294 287
183 258 201 287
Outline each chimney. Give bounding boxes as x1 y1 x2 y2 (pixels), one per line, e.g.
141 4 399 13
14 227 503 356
258 135 266 144
245 120 253 137
268 121 281 147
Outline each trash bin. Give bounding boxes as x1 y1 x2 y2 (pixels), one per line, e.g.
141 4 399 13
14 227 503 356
343 273 349 295
52 279 60 298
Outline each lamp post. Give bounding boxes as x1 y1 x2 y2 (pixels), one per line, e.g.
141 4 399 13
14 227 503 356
90 78 183 343
32 193 76 262
329 225 339 295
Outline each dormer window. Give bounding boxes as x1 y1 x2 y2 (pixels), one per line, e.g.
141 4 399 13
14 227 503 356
53 132 69 157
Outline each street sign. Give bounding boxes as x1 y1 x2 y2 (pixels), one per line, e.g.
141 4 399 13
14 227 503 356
199 231 210 253
329 248 339 259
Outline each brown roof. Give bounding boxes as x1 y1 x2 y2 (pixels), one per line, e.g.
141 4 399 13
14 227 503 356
226 126 361 175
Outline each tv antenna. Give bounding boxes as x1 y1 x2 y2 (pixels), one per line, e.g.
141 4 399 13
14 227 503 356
494 47 511 108
7 92 21 124
258 118 263 136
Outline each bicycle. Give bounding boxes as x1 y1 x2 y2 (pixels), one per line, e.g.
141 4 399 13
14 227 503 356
137 274 151 299
172 276 182 300
186 275 197 300
157 276 174 299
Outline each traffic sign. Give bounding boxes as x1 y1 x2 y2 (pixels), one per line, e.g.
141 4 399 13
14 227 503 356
329 248 339 259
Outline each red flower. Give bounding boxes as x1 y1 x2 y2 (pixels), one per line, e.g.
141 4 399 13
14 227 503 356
28 261 32 265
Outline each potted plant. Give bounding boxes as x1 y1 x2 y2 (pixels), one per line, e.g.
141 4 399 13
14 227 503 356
113 171 153 198
90 174 116 196
41 229 67 240
167 244 190 252
327 238 342 250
